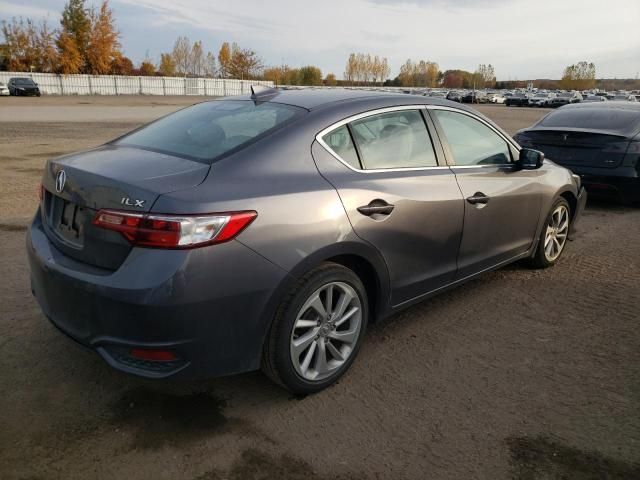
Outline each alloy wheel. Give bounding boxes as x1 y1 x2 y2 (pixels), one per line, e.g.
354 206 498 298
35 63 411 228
544 205 569 262
289 281 362 381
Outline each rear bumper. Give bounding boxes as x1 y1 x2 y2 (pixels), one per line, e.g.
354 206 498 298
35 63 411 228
572 169 640 202
27 211 290 379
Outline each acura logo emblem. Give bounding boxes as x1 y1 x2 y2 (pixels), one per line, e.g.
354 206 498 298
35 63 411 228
562 134 569 141
55 170 66 193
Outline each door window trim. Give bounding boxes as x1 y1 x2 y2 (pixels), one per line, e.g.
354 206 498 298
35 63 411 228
426 105 521 168
316 105 449 174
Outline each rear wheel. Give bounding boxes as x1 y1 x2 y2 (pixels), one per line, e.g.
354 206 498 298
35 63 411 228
262 263 368 394
529 198 571 268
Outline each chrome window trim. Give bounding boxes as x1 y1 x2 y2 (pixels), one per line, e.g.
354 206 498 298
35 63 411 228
315 105 449 174
450 164 515 169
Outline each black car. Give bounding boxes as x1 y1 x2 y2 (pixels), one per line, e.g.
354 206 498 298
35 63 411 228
462 91 487 103
505 92 530 107
514 103 640 203
8 77 41 96
549 92 582 108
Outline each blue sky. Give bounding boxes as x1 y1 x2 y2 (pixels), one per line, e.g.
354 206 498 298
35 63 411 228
2 0 639 80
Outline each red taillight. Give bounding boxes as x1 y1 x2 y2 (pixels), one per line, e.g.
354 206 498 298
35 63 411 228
93 210 257 249
130 348 177 362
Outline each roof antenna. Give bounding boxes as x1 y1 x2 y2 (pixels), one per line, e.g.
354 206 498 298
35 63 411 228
250 84 279 102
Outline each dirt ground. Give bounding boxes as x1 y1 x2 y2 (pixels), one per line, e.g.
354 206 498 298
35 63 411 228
0 97 639 480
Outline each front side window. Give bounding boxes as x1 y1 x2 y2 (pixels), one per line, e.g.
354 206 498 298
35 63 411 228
349 110 438 169
116 100 304 163
432 110 511 166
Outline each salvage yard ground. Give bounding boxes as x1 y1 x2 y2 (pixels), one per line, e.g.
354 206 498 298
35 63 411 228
0 97 638 479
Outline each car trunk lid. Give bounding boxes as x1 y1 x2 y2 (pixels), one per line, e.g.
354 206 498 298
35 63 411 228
517 128 630 169
41 145 210 270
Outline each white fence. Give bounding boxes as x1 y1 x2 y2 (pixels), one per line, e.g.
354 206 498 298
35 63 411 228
0 72 273 96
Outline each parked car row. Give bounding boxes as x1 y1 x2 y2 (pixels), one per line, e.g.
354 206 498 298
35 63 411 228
421 88 639 107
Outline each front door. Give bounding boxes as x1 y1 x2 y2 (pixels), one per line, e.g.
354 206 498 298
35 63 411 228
428 108 542 279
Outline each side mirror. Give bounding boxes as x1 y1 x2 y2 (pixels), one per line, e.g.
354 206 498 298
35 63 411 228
518 148 544 170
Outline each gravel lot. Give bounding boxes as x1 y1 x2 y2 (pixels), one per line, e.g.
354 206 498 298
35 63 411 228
0 97 638 480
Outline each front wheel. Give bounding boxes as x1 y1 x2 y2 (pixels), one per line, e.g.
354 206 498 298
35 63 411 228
528 198 571 268
262 263 368 394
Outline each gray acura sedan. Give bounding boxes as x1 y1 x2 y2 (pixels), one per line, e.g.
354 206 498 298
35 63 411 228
28 88 586 393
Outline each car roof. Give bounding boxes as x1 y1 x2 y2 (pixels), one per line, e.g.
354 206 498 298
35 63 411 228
226 88 459 111
560 102 640 112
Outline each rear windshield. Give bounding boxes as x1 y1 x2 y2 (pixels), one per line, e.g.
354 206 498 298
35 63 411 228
116 100 304 162
538 108 640 135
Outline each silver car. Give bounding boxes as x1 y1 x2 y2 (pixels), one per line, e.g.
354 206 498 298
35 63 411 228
27 88 586 393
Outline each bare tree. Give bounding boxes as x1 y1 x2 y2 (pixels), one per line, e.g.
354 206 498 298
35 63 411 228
189 40 204 76
172 36 191 76
204 51 216 77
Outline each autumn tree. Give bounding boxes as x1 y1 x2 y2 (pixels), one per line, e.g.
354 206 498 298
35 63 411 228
57 31 82 73
1 18 37 71
474 64 496 88
324 73 337 86
58 0 91 73
86 1 120 74
109 52 132 75
298 65 322 85
263 64 299 85
442 69 473 88
158 53 175 76
344 52 390 85
227 43 262 79
218 42 231 78
344 53 357 84
139 60 155 76
561 61 596 90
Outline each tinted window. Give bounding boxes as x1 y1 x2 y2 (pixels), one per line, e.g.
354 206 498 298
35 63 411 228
538 108 640 135
321 125 360 169
433 110 511 166
117 100 303 162
13 78 34 85
349 110 437 169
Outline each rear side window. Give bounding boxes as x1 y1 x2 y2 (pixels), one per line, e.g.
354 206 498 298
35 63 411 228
116 100 304 163
433 110 511 166
350 110 438 169
321 125 361 169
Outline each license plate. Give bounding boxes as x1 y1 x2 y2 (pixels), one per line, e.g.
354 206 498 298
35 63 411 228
50 196 85 247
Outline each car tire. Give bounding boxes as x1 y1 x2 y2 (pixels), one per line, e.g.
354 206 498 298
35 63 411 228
528 197 571 269
262 262 368 394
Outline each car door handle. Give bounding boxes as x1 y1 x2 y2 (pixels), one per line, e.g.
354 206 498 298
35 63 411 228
466 192 490 205
357 200 395 216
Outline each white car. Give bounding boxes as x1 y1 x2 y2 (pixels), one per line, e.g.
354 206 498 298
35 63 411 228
489 93 506 104
0 83 10 96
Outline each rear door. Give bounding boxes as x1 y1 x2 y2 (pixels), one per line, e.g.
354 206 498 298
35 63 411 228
312 106 464 306
428 107 542 279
